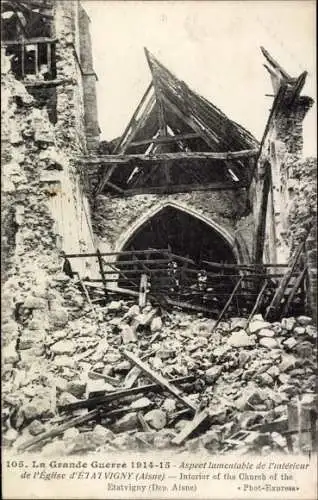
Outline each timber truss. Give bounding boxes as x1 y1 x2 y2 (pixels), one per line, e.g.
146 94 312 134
80 48 260 196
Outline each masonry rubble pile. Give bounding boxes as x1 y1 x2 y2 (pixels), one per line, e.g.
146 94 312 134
2 271 317 455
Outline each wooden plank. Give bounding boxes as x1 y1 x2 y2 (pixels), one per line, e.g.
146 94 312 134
254 161 272 263
211 276 244 331
130 132 200 147
65 249 167 258
21 42 25 79
77 277 97 316
122 351 197 412
80 149 259 164
138 412 152 432
34 43 39 76
47 41 51 74
281 265 307 317
113 82 154 154
105 181 125 194
18 409 99 451
166 297 219 316
105 262 136 288
24 79 73 87
58 375 195 412
171 409 210 445
145 47 171 185
96 249 108 302
287 71 308 107
96 85 155 194
124 367 142 389
139 273 148 308
106 258 170 266
265 241 306 320
203 260 289 269
246 280 269 325
88 371 121 387
3 37 58 45
119 181 248 196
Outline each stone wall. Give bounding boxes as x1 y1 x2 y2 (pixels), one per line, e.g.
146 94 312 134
255 92 316 320
1 1 99 364
92 189 254 264
78 4 100 151
256 95 314 264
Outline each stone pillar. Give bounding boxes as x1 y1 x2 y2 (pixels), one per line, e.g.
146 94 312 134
78 5 100 152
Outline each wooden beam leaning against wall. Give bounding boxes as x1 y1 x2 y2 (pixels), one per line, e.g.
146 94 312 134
253 160 272 264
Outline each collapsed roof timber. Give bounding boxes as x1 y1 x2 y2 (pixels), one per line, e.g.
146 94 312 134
90 48 259 196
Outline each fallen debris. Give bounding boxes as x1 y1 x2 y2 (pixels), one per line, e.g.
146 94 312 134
171 409 210 445
2 289 317 456
122 350 198 412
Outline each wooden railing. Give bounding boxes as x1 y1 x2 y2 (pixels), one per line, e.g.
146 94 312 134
64 248 306 319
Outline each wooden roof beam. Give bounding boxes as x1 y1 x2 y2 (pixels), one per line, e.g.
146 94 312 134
129 132 200 147
145 47 171 183
80 148 259 165
95 84 155 194
261 46 307 97
113 82 154 154
107 180 248 196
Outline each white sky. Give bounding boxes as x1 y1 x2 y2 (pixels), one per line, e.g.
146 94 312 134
82 0 316 156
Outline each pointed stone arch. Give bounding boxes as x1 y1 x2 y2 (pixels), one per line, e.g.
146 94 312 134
114 200 248 264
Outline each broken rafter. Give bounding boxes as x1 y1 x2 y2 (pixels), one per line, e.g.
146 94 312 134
145 47 171 184
161 93 221 151
58 375 195 412
18 409 99 451
95 83 155 194
80 149 259 165
261 46 292 83
246 280 269 325
281 265 307 317
113 82 154 154
145 49 258 151
211 276 244 332
265 240 307 320
122 350 197 412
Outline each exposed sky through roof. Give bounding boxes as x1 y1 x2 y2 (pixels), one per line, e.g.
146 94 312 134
82 0 316 156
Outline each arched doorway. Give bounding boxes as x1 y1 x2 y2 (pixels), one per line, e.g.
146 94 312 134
121 205 236 264
115 203 241 311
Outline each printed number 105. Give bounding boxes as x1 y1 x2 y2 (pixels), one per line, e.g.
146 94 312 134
6 461 24 468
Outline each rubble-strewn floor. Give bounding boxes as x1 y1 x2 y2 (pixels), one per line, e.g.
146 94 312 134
2 282 317 456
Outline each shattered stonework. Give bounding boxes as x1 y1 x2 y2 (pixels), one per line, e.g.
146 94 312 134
2 297 317 455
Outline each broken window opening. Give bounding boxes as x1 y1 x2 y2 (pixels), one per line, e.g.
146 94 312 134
2 1 56 82
4 40 57 81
